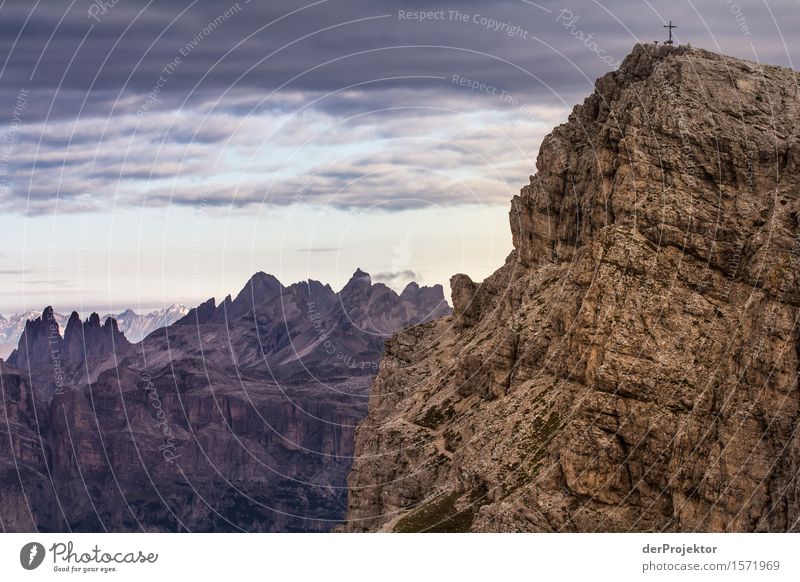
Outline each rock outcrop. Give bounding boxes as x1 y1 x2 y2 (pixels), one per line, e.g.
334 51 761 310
0 310 68 360
8 307 64 370
63 312 131 363
344 45 800 532
0 307 184 356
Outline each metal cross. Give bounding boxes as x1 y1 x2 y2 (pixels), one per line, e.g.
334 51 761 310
664 21 677 45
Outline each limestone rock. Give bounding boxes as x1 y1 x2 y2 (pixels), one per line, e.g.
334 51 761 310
344 44 800 532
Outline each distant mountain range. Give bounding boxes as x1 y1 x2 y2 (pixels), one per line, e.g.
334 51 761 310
0 304 189 359
0 268 451 532
102 304 189 343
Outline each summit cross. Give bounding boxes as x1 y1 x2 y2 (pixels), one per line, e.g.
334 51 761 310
664 21 677 45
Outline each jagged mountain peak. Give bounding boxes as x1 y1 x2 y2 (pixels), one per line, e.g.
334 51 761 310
240 271 283 298
62 309 129 363
152 269 452 374
342 268 371 291
102 317 121 332
400 281 419 295
176 297 217 326
7 306 64 369
64 311 81 332
352 267 370 280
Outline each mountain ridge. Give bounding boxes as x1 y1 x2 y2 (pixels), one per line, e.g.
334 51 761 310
0 305 189 358
0 267 450 532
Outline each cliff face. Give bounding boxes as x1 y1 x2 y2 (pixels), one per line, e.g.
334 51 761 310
8 307 63 371
0 362 370 532
63 312 131 363
345 45 800 532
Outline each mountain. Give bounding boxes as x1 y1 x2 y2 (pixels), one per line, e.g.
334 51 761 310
0 269 450 532
7 307 64 371
0 305 188 360
7 310 128 371
159 269 451 378
6 309 132 394
0 309 68 360
62 312 131 363
344 45 800 532
101 304 189 343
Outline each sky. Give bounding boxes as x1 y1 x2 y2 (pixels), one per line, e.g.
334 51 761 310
1 0 799 314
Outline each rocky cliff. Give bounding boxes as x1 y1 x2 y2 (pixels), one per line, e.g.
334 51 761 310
62 312 131 363
8 307 63 371
0 310 68 360
344 44 800 532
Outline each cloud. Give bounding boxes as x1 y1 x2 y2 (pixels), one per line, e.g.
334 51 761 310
3 94 555 214
0 269 34 275
2 0 799 216
295 247 340 253
21 280 74 287
4 0 795 104
374 270 420 283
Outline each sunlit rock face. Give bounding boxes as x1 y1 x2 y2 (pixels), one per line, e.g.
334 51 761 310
345 45 800 533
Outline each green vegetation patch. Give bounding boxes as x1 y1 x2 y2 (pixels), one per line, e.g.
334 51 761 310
442 427 462 453
413 400 456 429
394 490 482 533
521 411 560 466
501 411 562 499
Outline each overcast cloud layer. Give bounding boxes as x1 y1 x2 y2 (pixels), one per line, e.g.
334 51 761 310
1 0 799 215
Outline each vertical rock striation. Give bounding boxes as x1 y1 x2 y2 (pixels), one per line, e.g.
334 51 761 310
63 312 131 363
345 45 800 532
8 307 63 371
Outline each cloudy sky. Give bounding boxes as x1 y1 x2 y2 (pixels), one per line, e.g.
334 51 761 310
0 0 798 314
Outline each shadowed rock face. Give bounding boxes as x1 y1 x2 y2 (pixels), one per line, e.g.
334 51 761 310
1 310 67 361
344 45 800 533
0 307 186 356
63 312 131 363
164 269 451 377
0 270 450 532
7 307 63 371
